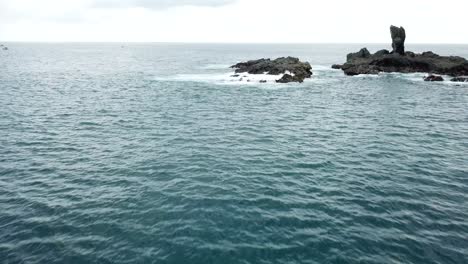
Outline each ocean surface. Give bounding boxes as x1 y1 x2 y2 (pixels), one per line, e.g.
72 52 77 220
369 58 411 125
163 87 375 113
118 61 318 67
1 43 468 264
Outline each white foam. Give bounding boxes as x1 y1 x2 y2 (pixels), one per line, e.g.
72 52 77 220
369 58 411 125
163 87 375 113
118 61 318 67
199 64 231 70
372 72 468 85
155 72 282 84
314 65 335 71
351 74 381 78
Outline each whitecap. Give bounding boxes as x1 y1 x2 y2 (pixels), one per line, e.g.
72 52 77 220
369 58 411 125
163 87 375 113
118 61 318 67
199 64 231 70
313 65 335 71
374 72 468 86
154 67 343 87
155 72 288 85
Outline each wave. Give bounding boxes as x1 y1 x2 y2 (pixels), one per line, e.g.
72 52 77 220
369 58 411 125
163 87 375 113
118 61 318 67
154 71 342 88
154 64 343 86
155 64 468 87
345 72 468 86
199 64 232 70
313 65 336 71
384 72 468 85
155 72 287 85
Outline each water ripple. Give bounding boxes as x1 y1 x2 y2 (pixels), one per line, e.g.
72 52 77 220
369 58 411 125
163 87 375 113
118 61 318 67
1 43 468 263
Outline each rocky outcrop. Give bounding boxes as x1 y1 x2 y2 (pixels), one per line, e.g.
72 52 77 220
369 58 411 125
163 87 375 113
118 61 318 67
333 26 468 77
424 75 444 82
390 26 406 55
231 57 312 83
331 64 342 69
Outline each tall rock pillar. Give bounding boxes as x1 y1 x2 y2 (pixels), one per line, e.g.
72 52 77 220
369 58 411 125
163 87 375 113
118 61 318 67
390 25 406 55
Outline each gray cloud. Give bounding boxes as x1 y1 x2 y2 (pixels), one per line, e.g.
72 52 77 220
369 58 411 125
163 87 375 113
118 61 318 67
93 0 237 9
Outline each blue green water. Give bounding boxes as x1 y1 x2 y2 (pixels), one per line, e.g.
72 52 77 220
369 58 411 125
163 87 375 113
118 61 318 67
1 43 468 264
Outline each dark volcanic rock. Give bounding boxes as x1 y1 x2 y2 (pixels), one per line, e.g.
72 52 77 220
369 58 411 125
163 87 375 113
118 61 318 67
331 64 343 69
276 74 304 83
347 48 371 62
390 26 406 55
375 49 390 56
339 51 468 77
405 51 416 58
335 26 468 77
231 57 312 83
451 77 468 82
424 75 444 82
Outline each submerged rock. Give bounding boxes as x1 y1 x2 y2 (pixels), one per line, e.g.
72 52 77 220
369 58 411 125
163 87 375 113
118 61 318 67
231 57 312 83
424 75 444 82
451 76 468 82
331 64 343 69
334 26 468 77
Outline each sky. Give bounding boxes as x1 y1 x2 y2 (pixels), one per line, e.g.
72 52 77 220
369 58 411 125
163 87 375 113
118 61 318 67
0 0 467 43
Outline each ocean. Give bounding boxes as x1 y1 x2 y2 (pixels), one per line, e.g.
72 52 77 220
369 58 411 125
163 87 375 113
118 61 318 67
1 43 467 264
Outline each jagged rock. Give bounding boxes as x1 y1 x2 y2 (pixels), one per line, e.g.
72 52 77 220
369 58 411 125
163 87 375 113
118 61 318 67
390 26 406 55
451 77 468 82
347 48 371 62
259 80 267 83
331 64 343 69
231 57 312 83
276 74 304 83
335 26 468 77
340 51 468 76
230 74 240 77
405 51 416 58
424 75 444 82
375 49 390 56
422 51 438 58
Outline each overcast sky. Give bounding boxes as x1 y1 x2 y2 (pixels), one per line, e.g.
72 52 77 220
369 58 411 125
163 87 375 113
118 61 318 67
1 0 467 43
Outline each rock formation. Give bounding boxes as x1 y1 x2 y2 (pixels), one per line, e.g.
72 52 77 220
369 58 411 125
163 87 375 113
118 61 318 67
231 57 312 83
390 26 406 55
424 75 444 82
333 26 468 77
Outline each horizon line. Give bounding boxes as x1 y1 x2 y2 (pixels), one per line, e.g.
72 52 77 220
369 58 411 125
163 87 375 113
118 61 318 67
1 41 468 45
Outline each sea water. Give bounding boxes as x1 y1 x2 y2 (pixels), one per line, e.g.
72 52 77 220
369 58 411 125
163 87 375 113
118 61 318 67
0 43 468 263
